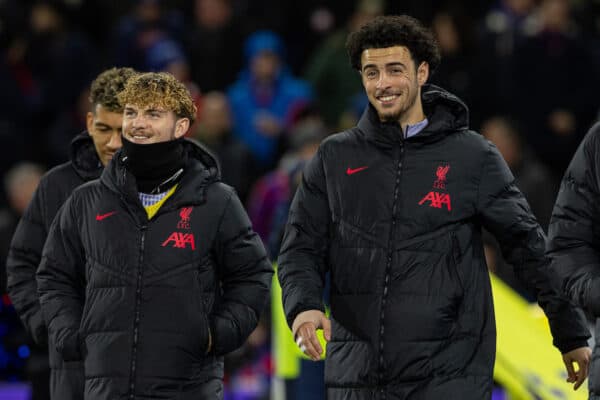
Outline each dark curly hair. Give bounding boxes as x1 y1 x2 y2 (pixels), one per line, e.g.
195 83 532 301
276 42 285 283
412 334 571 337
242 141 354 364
89 67 137 113
346 15 441 74
118 72 197 124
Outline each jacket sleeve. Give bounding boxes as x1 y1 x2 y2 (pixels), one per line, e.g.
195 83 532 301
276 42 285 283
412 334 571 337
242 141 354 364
547 123 600 317
477 141 589 353
36 196 86 361
211 190 273 356
277 148 329 328
6 179 49 344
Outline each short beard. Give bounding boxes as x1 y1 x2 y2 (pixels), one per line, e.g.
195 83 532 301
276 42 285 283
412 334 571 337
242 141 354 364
379 110 404 123
376 88 419 123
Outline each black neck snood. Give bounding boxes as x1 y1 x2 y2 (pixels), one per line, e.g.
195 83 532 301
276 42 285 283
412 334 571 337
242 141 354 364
121 136 187 193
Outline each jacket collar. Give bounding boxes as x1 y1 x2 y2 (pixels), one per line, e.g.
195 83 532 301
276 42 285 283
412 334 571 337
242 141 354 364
69 132 103 181
101 138 221 214
357 84 470 147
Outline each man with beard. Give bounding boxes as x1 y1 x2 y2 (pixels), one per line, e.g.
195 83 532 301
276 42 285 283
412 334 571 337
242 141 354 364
37 72 272 399
6 67 136 400
277 15 591 399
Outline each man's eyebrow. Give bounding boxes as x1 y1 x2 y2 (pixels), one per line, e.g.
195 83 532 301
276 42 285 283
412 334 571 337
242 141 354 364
363 61 407 71
386 62 406 68
362 63 377 71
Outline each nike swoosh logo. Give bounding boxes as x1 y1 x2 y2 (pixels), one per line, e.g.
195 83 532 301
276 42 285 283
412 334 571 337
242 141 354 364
346 166 369 175
96 211 117 221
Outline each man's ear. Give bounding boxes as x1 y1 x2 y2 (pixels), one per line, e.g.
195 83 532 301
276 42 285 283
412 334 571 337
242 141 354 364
86 111 94 133
417 62 429 86
174 117 190 138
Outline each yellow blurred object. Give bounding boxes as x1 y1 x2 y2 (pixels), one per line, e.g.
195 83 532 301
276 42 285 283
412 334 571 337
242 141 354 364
491 272 588 399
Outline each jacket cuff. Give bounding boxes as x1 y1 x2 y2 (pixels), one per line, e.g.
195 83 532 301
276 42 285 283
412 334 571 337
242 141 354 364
286 302 326 331
555 339 590 354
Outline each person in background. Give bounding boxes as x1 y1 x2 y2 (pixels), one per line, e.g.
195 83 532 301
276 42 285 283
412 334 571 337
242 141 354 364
481 115 557 300
1 162 45 294
192 91 259 203
481 115 556 229
247 119 325 257
512 0 599 179
227 30 313 168
186 0 246 92
304 0 382 129
7 67 137 400
0 162 45 399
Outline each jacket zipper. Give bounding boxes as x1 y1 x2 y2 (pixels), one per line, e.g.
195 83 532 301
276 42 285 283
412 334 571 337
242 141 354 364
377 141 405 395
128 225 146 399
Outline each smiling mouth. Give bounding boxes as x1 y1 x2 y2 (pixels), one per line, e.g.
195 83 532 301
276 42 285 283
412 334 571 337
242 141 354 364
127 132 152 141
376 93 401 103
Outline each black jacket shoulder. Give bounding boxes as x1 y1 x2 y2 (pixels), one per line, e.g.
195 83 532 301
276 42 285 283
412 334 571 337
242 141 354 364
6 133 100 345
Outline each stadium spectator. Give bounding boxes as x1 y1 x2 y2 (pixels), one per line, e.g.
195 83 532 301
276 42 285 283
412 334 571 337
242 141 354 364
185 0 247 92
192 91 259 203
227 30 313 167
1 162 45 400
512 0 599 179
304 0 382 129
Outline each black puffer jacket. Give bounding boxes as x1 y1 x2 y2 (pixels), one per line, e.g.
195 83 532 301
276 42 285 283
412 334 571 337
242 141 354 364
37 139 272 400
7 133 102 400
547 121 600 398
278 85 589 400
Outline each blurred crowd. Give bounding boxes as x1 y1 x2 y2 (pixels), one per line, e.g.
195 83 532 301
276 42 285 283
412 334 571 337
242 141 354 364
0 0 599 399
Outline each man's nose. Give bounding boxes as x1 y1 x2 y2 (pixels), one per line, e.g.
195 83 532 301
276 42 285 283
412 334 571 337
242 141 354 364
107 130 122 149
376 72 391 89
130 113 148 128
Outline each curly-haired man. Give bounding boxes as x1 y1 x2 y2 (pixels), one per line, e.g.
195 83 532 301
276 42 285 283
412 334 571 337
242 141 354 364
7 67 136 400
277 15 591 399
36 72 272 399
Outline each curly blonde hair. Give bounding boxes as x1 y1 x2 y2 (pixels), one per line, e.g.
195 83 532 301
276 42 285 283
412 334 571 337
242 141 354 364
118 72 197 123
89 67 137 112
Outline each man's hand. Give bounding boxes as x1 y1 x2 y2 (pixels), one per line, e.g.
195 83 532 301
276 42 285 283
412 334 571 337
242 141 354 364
562 346 591 390
292 310 331 361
